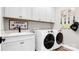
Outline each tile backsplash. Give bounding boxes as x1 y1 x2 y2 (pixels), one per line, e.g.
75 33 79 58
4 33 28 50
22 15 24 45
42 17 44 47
3 19 54 33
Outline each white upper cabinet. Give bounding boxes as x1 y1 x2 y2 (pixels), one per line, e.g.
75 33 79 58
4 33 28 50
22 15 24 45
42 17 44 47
46 8 55 22
32 8 41 20
21 7 32 20
4 7 32 19
32 7 55 22
4 7 22 18
4 7 55 22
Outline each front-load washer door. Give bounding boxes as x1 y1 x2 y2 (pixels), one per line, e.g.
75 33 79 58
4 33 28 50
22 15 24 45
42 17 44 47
44 34 55 49
56 32 63 44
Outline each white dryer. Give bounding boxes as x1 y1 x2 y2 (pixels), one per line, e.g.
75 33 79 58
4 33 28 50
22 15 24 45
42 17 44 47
34 30 55 51
53 30 63 49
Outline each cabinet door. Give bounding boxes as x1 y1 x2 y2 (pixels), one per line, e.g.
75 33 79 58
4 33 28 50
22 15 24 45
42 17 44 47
1 41 23 51
45 8 55 22
21 7 32 20
32 7 55 22
1 38 35 51
32 8 48 21
4 7 22 18
51 8 55 22
32 8 41 20
1 44 22 51
21 38 35 51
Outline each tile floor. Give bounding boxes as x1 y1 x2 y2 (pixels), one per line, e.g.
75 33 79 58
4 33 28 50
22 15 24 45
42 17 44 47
53 46 72 51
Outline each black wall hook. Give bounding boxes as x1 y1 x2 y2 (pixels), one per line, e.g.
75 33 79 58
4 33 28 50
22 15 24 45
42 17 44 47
70 22 79 31
0 37 3 44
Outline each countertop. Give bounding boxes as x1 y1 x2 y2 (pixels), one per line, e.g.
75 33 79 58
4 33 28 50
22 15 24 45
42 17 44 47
0 30 35 38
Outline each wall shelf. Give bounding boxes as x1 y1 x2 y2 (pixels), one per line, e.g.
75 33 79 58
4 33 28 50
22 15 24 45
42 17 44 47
3 17 54 24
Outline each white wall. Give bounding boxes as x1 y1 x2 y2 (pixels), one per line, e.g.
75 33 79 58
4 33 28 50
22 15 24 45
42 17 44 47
54 7 79 49
0 8 4 35
62 29 79 49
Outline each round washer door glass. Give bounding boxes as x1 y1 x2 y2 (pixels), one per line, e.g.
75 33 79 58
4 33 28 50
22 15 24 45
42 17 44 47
56 32 63 44
44 34 55 49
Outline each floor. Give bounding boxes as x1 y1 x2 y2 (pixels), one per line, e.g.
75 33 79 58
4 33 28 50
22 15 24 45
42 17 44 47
53 46 72 51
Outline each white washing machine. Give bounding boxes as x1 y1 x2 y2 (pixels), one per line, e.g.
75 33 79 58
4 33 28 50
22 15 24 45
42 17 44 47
34 30 55 51
53 30 63 49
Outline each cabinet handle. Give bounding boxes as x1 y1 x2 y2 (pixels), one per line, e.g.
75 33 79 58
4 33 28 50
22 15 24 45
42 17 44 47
19 16 22 18
3 39 5 42
20 42 24 44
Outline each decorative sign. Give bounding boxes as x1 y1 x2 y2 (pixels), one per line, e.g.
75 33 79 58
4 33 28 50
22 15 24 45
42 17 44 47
9 20 28 30
60 8 75 29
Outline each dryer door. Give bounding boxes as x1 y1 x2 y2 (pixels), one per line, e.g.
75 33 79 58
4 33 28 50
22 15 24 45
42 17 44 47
56 32 63 44
44 34 55 49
